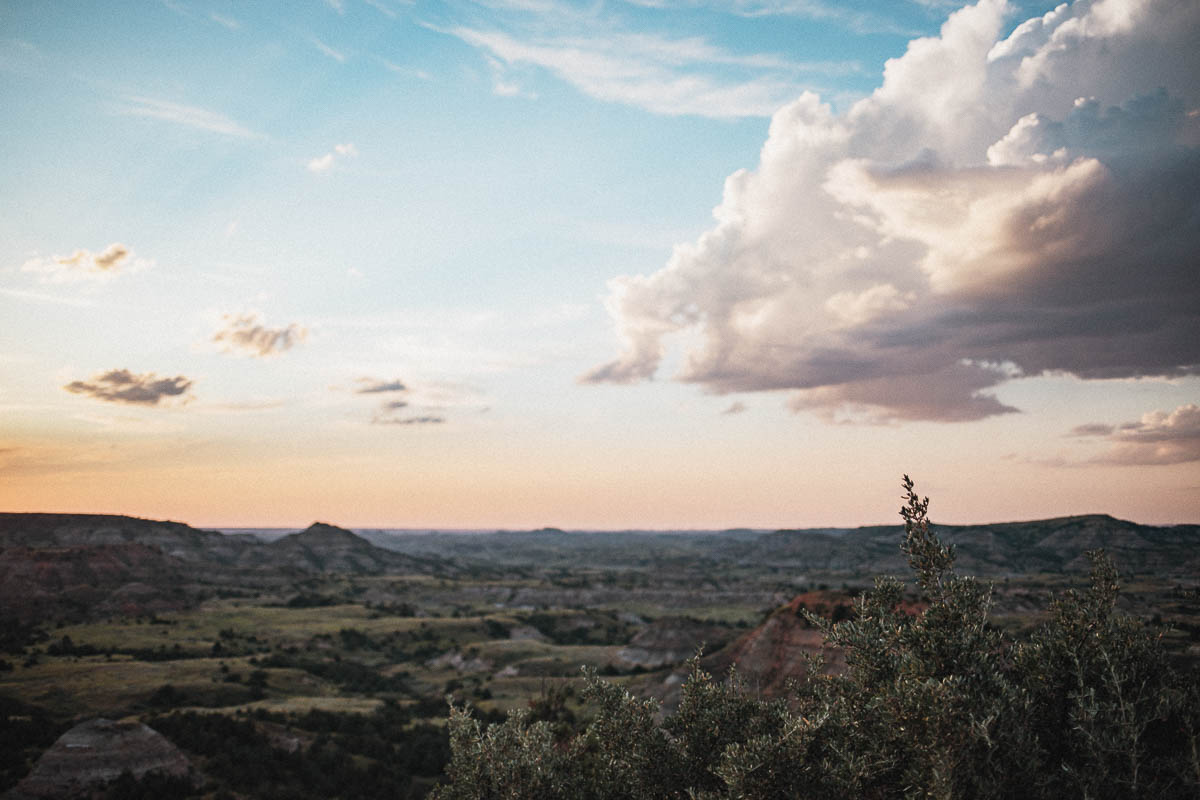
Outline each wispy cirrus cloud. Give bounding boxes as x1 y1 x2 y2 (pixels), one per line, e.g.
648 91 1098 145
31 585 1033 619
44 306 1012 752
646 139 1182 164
365 0 401 18
117 95 264 139
64 369 194 406
212 313 307 357
444 20 860 118
621 0 919 36
160 1 242 30
378 57 432 80
313 37 347 62
0 287 96 307
1071 404 1200 466
208 12 240 30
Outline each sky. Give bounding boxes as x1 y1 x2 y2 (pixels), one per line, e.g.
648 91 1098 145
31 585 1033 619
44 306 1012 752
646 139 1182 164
1 0 1197 530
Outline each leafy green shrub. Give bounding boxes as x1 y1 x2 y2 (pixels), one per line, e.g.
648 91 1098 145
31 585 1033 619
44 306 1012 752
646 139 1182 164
432 476 1200 800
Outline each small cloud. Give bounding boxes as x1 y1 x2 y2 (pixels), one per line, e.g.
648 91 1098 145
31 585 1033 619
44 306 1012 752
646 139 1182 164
308 142 357 173
307 153 335 173
208 12 240 29
347 267 364 279
492 78 528 97
722 401 747 415
64 369 193 406
160 0 190 18
313 37 346 62
324 0 345 13
378 58 432 80
364 0 397 18
1074 404 1200 465
93 244 130 269
212 312 307 357
1068 422 1115 437
350 376 448 425
372 414 445 426
482 54 537 99
21 243 149 283
355 377 408 394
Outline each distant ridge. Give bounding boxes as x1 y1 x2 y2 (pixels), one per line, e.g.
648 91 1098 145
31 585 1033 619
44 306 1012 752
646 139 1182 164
0 513 450 574
2 511 1197 584
755 514 1200 577
267 521 435 574
0 512 239 564
0 513 455 620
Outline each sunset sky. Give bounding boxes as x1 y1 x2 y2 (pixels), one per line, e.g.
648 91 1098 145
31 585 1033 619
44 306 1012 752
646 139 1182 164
1 0 1197 529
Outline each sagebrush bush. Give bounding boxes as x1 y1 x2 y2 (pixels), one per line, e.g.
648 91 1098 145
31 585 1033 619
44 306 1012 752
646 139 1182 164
433 476 1200 799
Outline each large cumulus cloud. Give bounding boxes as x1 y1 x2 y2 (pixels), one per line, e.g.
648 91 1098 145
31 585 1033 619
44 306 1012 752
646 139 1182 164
583 0 1200 422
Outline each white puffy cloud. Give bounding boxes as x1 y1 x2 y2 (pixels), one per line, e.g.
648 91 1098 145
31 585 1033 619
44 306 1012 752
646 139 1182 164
584 0 1200 422
308 153 335 173
308 142 358 173
212 313 307 357
21 243 151 283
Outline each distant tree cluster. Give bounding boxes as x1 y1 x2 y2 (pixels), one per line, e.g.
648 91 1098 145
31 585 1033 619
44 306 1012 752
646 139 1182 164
0 695 63 792
147 703 449 799
434 477 1200 800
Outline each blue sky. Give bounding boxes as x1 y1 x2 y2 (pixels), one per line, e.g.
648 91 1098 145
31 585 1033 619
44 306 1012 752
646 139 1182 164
1 0 1197 528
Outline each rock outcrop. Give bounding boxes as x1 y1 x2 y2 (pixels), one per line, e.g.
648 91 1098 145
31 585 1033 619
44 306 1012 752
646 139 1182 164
6 718 190 799
618 617 733 669
702 591 855 698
